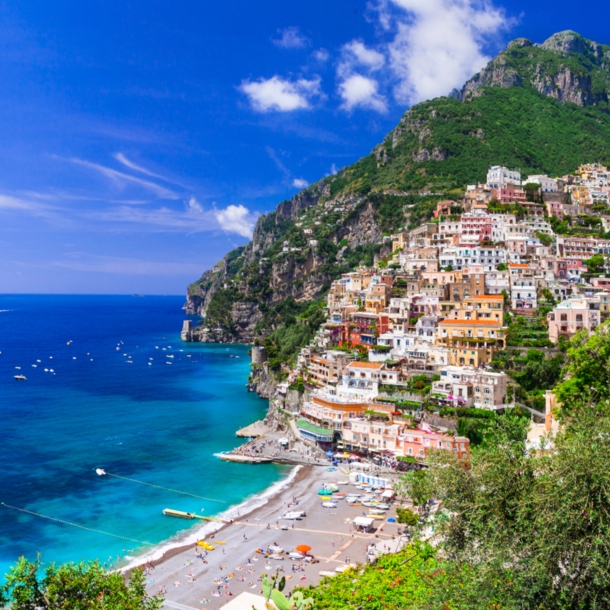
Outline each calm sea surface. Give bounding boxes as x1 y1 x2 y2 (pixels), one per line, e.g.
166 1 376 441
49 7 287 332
0 295 287 580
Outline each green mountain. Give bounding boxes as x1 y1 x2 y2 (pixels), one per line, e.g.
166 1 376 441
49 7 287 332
185 30 610 359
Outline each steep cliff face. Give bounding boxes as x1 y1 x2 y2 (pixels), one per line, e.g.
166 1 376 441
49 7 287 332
186 187 393 343
452 31 610 107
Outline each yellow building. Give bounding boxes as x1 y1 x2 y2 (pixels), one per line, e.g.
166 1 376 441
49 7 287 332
436 319 506 367
447 294 505 322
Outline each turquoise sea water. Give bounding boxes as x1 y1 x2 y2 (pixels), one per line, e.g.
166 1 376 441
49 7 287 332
0 295 288 580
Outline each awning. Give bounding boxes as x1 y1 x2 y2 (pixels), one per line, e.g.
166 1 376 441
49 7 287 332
353 516 374 527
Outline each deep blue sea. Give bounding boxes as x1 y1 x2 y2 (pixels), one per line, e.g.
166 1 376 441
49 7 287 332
0 295 288 580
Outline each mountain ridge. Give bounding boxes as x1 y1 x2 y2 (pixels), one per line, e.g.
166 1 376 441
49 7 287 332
184 30 610 355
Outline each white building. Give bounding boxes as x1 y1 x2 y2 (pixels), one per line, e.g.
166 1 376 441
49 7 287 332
524 174 558 192
432 365 509 409
439 246 507 271
487 166 521 189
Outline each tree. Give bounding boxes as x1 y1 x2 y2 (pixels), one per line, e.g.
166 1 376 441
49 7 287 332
0 557 164 610
418 404 610 610
396 507 419 526
584 253 606 274
555 320 610 416
496 262 508 271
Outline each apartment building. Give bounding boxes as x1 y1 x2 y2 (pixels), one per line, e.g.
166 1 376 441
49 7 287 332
436 318 505 367
547 297 601 343
432 365 508 409
487 166 521 189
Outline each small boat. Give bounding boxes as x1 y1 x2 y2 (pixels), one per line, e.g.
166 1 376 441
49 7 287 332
32 364 37 368
376 503 391 510
36 359 41 363
333 494 347 499
14 374 26 381
15 366 21 370
319 495 332 501
321 501 338 508
49 369 54 373
369 509 386 515
148 363 152 366
166 362 172 365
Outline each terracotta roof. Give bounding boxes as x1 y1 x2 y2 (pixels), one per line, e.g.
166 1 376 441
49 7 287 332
509 264 529 268
469 294 504 300
347 362 384 369
439 319 502 326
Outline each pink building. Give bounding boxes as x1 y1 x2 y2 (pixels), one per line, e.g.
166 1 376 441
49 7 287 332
547 297 601 343
400 427 470 460
460 213 492 243
495 184 527 203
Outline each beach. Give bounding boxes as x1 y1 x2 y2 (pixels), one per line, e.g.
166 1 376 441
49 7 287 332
135 464 402 609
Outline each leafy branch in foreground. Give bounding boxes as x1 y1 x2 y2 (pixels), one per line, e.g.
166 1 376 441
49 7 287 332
0 556 164 610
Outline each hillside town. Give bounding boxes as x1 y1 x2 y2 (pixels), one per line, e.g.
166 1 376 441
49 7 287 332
252 163 610 466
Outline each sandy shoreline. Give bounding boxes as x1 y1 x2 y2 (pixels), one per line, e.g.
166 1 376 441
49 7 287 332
122 463 306 575
136 464 402 610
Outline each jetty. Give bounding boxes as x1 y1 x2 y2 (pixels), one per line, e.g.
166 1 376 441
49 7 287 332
235 420 268 438
219 454 272 464
162 509 207 520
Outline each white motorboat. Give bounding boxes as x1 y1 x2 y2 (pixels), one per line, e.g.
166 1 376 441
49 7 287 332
14 374 26 380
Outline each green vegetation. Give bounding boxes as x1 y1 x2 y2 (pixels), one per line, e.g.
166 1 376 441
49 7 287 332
555 321 610 416
299 543 439 610
0 558 163 609
438 406 530 446
506 314 553 348
584 253 606 273
263 301 326 371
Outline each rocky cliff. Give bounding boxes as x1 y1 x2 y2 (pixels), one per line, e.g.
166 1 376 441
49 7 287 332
451 31 610 107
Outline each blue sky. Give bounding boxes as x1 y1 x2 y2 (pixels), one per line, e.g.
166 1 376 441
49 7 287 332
1 0 609 294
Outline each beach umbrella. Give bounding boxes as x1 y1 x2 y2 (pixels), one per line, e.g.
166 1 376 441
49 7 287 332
296 545 311 553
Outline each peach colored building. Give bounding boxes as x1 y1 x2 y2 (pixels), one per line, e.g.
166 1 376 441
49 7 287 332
546 297 601 343
400 427 470 460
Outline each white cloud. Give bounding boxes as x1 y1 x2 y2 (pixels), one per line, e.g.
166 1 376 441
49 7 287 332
272 26 309 49
292 178 309 189
312 48 330 63
330 164 338 175
240 76 322 112
113 153 168 180
336 39 387 113
339 75 387 112
214 204 258 238
380 0 510 104
340 40 385 74
70 158 178 199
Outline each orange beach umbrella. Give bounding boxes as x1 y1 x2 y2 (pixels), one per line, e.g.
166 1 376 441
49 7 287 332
295 545 311 553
